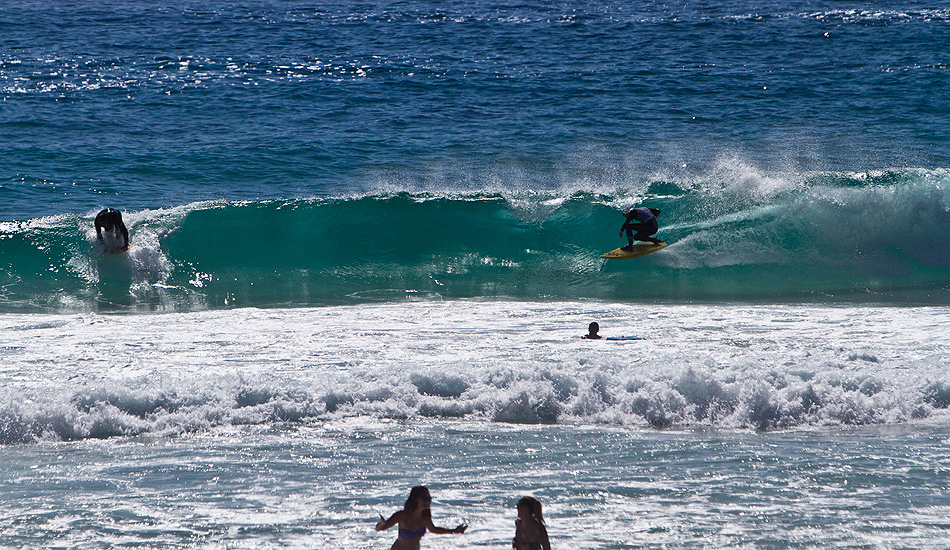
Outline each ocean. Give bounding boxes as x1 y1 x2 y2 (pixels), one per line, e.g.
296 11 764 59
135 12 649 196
1 1 949 548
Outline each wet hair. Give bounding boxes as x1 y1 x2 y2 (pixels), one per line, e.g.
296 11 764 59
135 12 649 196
404 486 431 512
517 496 544 525
588 322 599 334
649 208 661 216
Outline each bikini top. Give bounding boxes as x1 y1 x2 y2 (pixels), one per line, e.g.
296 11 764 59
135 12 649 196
398 526 426 540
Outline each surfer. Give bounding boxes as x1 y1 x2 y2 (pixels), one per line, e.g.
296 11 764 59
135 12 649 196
94 208 130 252
619 207 663 250
582 322 602 339
376 486 467 549
512 496 551 550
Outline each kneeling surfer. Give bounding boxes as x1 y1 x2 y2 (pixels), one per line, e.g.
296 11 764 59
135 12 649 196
619 207 663 250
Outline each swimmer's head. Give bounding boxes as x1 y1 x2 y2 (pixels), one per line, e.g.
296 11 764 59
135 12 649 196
517 496 544 524
404 486 432 512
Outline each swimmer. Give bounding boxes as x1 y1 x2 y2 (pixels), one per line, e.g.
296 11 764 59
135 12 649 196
375 486 467 549
582 322 602 339
512 496 551 550
94 208 130 252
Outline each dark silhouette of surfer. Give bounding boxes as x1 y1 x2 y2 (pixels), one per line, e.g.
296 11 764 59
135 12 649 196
619 207 663 250
94 208 130 253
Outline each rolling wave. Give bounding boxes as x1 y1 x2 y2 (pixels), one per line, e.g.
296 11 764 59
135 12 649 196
2 167 949 311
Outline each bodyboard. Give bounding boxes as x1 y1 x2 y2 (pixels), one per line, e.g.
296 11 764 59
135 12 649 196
601 242 667 260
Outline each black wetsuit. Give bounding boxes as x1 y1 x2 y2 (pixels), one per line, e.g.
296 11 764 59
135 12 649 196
94 208 130 251
620 207 661 246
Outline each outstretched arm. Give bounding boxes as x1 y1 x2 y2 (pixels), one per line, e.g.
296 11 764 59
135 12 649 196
376 511 403 532
426 515 467 535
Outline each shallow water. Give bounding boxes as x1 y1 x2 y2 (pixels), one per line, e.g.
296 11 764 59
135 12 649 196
2 419 949 549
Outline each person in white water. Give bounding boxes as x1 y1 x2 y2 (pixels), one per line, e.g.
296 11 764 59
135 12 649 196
375 486 467 549
619 207 663 250
512 496 551 550
582 322 602 339
94 208 130 252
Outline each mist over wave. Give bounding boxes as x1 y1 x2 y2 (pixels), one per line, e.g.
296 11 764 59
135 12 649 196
1 165 949 312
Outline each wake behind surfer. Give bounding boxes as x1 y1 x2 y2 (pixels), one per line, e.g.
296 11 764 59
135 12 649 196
94 208 130 253
619 207 663 250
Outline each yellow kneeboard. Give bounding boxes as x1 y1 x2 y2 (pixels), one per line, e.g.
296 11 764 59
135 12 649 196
601 242 667 260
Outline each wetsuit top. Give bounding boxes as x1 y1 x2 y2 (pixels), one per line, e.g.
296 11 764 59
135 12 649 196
398 527 426 540
626 207 656 224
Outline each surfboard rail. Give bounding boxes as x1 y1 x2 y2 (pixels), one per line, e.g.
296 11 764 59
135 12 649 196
601 242 667 260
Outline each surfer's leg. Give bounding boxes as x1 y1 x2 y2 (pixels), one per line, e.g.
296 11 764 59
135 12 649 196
633 220 661 244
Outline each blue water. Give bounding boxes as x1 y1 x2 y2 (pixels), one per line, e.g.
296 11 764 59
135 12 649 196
3 1 949 220
2 1 950 547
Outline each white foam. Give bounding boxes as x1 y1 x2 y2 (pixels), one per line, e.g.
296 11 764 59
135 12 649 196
0 302 948 442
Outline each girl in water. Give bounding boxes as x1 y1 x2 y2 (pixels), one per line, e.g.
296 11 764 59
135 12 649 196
512 496 551 550
376 486 467 549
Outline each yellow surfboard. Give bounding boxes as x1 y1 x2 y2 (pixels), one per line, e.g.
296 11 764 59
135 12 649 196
601 242 667 259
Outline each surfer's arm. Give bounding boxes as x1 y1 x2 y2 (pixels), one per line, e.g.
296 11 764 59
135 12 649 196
120 225 130 250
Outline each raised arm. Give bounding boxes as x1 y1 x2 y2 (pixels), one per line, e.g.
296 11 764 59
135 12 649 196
376 510 404 532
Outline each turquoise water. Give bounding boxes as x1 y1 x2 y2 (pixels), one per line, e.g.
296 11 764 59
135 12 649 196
3 168 950 311
2 1 950 548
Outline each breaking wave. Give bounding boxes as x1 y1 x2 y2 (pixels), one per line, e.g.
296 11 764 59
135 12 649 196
1 166 949 312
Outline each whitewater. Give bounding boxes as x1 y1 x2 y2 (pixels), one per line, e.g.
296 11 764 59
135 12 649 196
2 302 949 548
3 0 950 548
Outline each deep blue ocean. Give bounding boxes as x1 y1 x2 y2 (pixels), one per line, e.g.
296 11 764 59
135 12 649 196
2 2 950 548
2 0 949 311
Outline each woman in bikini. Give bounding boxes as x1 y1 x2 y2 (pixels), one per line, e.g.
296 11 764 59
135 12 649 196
376 486 467 549
512 496 551 550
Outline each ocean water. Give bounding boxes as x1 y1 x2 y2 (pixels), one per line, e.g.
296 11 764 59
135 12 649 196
2 1 949 548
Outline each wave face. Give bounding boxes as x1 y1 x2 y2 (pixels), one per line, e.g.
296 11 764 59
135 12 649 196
2 166 950 312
